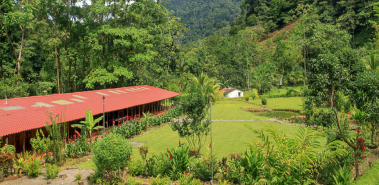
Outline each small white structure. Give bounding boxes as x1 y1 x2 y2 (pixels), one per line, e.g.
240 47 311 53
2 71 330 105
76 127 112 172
220 88 243 98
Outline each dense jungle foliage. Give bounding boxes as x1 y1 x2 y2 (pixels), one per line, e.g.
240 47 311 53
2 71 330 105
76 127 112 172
165 0 242 43
1 0 379 101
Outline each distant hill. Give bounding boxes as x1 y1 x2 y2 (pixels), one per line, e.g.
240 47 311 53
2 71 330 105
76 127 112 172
165 0 242 43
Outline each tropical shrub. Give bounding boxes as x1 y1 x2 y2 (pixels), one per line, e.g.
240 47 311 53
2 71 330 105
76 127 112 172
167 144 192 180
0 145 15 178
332 165 353 185
30 129 50 155
46 163 60 179
150 176 171 185
245 96 249 101
93 133 132 178
179 173 201 185
128 160 146 176
261 98 267 105
26 157 42 177
190 150 217 181
75 172 82 181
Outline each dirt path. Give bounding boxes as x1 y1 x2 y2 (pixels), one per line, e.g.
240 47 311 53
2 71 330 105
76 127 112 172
2 168 94 185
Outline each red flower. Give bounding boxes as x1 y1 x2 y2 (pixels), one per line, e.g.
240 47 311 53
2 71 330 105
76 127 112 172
78 158 80 161
167 148 169 152
170 154 172 159
225 170 228 172
63 139 65 141
73 135 76 138
69 139 72 141
363 146 366 151
145 153 146 158
343 145 345 149
42 163 45 166
347 112 350 114
205 159 207 163
230 155 233 160
357 127 361 133
179 139 181 145
208 164 209 167
113 121 115 124
31 164 33 168
229 166 230 170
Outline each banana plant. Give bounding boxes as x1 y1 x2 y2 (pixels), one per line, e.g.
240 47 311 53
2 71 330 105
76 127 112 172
71 109 103 139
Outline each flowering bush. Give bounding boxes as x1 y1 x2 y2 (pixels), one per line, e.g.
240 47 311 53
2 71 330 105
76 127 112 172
189 152 217 181
26 156 42 177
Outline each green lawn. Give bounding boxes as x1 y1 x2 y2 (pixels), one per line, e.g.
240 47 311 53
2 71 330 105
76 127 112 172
249 97 304 110
130 99 326 160
211 100 266 120
354 161 379 185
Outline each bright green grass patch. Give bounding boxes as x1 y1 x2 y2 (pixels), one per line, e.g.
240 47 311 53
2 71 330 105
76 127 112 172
211 100 267 120
354 161 379 185
76 159 96 170
249 97 304 110
131 120 327 160
252 110 300 119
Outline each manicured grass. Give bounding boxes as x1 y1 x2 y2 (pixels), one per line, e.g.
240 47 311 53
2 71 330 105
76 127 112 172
131 120 327 160
252 110 300 119
354 161 379 185
249 97 304 110
130 99 326 160
211 100 266 120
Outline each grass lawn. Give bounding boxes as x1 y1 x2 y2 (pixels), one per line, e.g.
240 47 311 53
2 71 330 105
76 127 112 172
354 161 379 185
249 97 304 110
211 99 266 120
129 99 326 161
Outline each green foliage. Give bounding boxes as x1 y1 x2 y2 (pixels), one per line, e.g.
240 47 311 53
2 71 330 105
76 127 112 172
178 173 201 185
26 157 42 177
74 172 82 181
251 63 276 95
45 163 60 179
261 98 267 105
72 109 103 139
333 165 353 185
30 129 50 154
150 176 171 185
45 112 66 165
166 0 242 43
171 82 210 153
93 133 132 177
0 145 15 178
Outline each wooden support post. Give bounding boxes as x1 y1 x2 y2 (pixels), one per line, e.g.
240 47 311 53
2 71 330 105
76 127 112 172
23 132 25 154
139 105 141 116
5 137 8 145
14 134 16 149
67 122 70 140
113 111 115 127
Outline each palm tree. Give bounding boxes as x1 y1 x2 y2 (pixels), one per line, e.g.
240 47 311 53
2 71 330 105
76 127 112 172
193 73 220 102
362 54 379 71
251 63 275 94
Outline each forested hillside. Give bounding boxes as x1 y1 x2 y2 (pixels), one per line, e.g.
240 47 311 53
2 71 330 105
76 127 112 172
165 0 242 43
1 0 379 101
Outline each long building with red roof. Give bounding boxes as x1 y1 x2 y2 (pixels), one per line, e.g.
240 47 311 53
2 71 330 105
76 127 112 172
0 85 180 152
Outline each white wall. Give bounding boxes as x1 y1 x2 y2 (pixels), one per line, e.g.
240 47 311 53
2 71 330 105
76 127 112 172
225 90 243 98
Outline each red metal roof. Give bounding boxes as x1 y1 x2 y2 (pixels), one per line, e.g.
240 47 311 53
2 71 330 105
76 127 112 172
220 88 237 93
0 85 180 136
